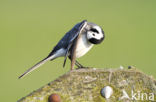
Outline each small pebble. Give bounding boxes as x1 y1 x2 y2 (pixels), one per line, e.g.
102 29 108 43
128 65 135 69
128 66 132 69
101 86 113 99
120 65 124 69
48 94 61 102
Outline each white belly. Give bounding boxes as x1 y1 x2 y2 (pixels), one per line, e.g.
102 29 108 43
75 34 93 58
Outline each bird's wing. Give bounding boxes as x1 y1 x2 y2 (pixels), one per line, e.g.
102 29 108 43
63 20 87 67
47 20 87 67
47 20 87 58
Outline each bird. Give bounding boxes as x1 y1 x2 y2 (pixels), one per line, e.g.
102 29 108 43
19 20 105 79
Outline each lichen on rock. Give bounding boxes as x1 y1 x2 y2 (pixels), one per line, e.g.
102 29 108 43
18 68 156 102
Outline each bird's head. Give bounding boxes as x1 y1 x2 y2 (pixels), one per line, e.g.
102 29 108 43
86 22 105 44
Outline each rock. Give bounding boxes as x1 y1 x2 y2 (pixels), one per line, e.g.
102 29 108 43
101 86 113 99
18 68 156 102
48 94 61 102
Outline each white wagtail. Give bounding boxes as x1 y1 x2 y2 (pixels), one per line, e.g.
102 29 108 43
19 20 105 79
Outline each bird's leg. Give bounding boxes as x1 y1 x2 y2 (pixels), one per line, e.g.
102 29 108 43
75 60 84 68
68 56 84 68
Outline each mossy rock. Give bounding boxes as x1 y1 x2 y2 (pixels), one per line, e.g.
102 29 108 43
18 68 156 102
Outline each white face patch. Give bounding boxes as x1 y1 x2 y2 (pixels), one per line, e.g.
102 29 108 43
86 25 104 40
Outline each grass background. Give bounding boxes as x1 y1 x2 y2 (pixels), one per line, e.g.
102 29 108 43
0 0 156 101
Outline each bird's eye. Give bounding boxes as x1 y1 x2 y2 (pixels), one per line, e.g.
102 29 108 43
92 34 95 36
90 28 99 34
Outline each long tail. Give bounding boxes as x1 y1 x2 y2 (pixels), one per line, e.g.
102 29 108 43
18 55 54 79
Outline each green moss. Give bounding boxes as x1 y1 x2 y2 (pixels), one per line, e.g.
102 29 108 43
18 68 156 102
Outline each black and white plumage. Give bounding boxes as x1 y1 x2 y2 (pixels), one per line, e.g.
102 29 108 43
19 20 105 79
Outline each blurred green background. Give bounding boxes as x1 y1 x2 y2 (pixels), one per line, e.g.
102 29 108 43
0 0 156 101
